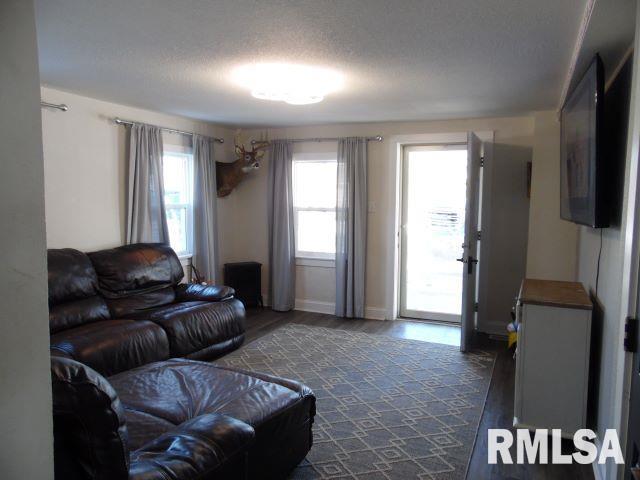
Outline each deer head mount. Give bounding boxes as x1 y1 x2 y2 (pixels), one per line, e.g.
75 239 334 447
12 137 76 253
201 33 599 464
216 134 269 197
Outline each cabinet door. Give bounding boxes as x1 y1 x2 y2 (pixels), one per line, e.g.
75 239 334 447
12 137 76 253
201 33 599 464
518 304 589 433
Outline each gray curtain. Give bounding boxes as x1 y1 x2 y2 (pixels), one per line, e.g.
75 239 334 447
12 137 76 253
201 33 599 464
335 137 368 318
126 123 169 244
267 140 296 311
192 134 218 282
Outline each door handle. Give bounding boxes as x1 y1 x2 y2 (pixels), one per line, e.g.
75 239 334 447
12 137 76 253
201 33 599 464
456 257 467 263
467 256 478 274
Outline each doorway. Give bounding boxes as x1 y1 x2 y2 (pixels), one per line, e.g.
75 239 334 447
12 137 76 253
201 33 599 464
399 144 468 324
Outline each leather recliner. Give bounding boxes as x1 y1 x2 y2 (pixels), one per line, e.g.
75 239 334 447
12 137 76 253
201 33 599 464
51 354 315 479
48 243 245 376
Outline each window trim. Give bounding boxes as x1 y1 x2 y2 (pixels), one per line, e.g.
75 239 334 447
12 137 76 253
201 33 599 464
293 152 336 162
296 249 335 261
163 146 194 257
296 256 335 268
292 153 338 260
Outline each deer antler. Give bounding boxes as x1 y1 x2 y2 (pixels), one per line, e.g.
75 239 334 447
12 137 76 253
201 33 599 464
234 130 248 156
251 140 269 159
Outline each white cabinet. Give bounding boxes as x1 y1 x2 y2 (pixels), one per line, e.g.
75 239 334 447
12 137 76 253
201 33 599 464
514 279 592 437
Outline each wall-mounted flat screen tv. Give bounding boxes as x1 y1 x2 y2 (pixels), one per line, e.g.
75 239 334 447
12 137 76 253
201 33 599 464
560 54 608 228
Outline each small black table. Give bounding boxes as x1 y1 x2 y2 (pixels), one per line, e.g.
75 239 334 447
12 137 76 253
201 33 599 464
223 262 263 308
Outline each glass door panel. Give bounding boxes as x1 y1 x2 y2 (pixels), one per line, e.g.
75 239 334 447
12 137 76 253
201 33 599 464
400 145 468 323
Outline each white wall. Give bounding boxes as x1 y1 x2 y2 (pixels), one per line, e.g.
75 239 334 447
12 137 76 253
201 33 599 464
40 87 578 330
40 87 236 260
0 1 54 478
229 115 542 324
526 111 580 280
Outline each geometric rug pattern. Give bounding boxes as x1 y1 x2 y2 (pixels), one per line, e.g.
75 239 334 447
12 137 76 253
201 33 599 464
215 324 495 480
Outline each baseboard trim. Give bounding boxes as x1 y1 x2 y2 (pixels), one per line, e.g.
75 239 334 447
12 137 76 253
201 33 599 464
290 298 388 320
294 299 335 315
478 321 508 336
262 292 388 320
364 306 387 320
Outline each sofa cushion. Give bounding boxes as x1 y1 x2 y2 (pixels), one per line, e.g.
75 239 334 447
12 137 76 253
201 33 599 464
51 356 129 480
129 413 255 480
174 283 235 303
105 286 176 318
48 248 101 304
48 248 111 333
89 243 184 294
51 319 170 376
131 299 245 358
88 243 184 317
109 359 315 452
49 296 112 334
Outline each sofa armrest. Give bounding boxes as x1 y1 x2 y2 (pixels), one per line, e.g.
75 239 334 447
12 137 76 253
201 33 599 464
129 413 254 480
174 283 235 302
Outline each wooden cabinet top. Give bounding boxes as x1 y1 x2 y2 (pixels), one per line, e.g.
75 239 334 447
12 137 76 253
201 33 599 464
519 279 592 310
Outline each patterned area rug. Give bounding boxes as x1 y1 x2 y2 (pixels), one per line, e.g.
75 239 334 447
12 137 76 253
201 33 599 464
216 324 495 480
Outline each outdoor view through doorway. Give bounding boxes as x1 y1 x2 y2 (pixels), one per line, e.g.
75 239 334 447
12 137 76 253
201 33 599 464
400 145 468 323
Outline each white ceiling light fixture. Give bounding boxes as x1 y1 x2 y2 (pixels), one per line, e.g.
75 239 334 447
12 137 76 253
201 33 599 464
232 63 344 105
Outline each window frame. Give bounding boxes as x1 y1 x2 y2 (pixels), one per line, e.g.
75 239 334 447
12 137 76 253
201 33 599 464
162 144 194 258
292 152 337 262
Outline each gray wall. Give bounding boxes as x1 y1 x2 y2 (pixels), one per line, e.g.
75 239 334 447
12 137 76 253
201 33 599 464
577 222 625 427
0 1 54 478
576 52 634 479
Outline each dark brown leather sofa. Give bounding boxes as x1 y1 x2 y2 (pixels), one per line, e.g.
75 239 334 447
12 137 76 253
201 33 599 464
48 243 245 375
48 243 316 478
51 355 315 479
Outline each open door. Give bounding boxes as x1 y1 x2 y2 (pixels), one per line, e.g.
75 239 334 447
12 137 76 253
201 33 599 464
460 132 482 352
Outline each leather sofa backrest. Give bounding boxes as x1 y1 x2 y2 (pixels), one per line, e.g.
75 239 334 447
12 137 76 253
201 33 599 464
88 243 184 317
51 355 130 479
48 248 111 333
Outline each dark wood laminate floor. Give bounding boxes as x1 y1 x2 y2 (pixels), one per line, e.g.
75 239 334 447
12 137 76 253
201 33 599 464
242 308 595 480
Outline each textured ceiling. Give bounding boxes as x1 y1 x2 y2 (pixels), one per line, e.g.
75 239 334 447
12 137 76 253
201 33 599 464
35 0 586 126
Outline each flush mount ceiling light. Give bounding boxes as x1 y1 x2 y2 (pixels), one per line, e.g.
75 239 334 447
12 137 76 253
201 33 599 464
232 63 344 105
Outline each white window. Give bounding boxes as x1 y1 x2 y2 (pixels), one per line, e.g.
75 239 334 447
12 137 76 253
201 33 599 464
292 153 337 259
163 147 194 256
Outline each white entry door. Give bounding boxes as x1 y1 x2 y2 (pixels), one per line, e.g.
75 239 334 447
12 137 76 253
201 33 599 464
460 132 482 352
399 144 469 323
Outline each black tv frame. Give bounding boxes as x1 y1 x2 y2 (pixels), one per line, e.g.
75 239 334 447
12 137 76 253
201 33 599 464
560 54 608 228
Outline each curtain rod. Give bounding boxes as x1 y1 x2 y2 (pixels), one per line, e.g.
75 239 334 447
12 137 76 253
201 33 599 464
251 135 383 145
114 117 224 143
40 101 68 111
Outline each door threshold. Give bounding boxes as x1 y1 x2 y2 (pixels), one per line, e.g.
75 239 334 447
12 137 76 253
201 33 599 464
398 316 461 328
